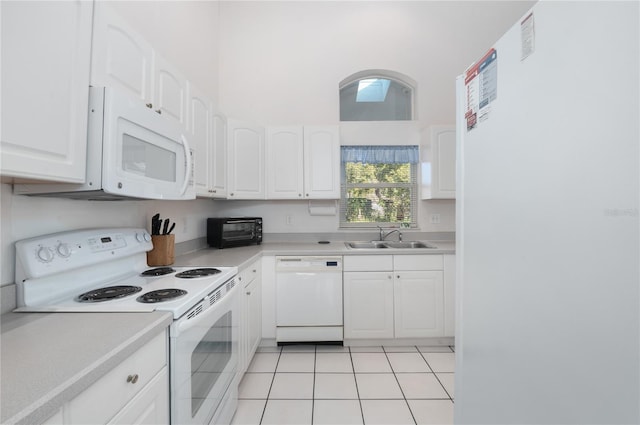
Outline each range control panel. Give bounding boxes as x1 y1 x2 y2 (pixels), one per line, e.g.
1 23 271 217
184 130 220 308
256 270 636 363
15 228 152 280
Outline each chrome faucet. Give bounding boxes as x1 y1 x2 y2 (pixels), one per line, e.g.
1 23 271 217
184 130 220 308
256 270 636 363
377 226 402 242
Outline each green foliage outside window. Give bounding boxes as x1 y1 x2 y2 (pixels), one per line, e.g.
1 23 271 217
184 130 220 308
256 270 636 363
344 162 413 224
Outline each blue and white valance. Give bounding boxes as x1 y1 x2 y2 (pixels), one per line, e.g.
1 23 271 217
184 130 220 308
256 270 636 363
341 145 419 164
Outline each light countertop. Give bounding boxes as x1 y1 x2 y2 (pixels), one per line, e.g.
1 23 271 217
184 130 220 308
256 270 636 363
175 240 455 269
0 311 172 425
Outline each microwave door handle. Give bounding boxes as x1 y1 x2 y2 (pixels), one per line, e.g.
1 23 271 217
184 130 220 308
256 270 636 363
179 134 192 196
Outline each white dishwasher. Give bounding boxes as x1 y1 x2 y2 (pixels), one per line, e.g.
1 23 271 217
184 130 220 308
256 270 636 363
276 256 343 343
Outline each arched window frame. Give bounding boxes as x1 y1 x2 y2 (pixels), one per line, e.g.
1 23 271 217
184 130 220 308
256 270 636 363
339 69 417 121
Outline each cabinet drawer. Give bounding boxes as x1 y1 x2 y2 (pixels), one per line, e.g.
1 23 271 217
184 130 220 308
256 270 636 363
343 255 393 272
239 258 261 287
393 254 443 271
68 330 167 424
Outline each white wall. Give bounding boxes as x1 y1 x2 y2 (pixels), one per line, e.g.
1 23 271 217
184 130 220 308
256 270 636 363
218 1 535 125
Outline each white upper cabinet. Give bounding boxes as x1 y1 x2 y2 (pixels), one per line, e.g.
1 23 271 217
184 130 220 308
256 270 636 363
265 125 340 199
303 126 340 199
1 0 93 183
266 127 305 199
92 2 187 130
211 112 228 198
227 119 265 199
91 2 154 105
153 52 187 129
187 83 212 197
421 125 456 199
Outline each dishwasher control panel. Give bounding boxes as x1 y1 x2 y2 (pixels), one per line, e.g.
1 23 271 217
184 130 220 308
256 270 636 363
275 256 343 271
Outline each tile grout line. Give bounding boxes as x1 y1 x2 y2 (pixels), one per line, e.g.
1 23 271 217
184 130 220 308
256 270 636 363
348 345 367 425
383 345 418 425
311 346 317 425
418 350 454 401
258 348 283 425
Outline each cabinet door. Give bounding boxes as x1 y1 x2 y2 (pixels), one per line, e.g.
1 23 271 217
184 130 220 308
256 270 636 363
266 126 304 199
303 126 340 199
246 274 262 362
394 271 444 338
344 272 394 339
108 368 169 425
211 112 228 198
188 83 212 197
153 52 187 129
227 119 265 199
91 2 154 104
1 0 93 183
421 126 456 199
67 331 167 424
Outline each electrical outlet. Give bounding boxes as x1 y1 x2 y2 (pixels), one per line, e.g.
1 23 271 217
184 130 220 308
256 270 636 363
182 217 188 233
430 213 441 224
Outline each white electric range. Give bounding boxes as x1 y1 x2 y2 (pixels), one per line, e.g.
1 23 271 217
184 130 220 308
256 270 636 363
14 228 240 425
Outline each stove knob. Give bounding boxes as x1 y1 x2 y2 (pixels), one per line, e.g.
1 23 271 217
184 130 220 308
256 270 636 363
36 247 54 263
136 232 151 243
56 243 71 258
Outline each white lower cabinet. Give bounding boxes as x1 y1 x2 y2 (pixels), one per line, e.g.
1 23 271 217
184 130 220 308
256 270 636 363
394 271 444 338
344 254 445 340
238 259 262 375
64 330 169 425
343 271 394 339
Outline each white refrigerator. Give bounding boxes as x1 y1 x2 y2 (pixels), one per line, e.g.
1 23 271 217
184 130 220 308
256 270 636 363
455 1 639 423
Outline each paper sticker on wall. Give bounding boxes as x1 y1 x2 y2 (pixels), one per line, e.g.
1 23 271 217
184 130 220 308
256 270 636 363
464 48 498 131
521 12 535 60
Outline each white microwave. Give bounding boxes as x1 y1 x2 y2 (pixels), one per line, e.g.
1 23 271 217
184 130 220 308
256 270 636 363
14 87 195 200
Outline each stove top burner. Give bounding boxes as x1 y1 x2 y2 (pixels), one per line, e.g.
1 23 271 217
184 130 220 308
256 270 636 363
140 267 175 277
137 289 188 303
77 285 142 303
175 268 222 279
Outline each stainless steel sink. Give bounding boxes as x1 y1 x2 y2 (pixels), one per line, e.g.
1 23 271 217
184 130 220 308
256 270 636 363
344 241 436 249
345 241 389 249
384 241 436 249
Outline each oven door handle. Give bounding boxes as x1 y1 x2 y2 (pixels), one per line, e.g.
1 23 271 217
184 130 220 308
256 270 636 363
174 283 238 336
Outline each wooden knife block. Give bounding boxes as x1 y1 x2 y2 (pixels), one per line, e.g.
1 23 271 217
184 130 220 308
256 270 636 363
147 234 175 266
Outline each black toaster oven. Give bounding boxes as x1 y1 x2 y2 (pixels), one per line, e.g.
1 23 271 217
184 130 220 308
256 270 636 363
207 217 262 248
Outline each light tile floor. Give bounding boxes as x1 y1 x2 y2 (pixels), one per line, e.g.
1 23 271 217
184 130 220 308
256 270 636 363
231 345 455 425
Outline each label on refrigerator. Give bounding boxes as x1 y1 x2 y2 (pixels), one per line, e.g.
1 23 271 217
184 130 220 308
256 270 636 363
464 48 498 131
521 12 535 60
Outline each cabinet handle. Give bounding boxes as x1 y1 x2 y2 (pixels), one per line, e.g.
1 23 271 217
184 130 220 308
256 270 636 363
397 275 400 279
156 109 162 114
388 275 392 279
298 194 302 197
230 193 234 196
146 103 153 108
252 269 256 273
127 374 139 384
306 193 309 197
246 291 251 295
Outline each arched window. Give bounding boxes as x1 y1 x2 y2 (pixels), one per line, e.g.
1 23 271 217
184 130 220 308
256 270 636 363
339 70 415 121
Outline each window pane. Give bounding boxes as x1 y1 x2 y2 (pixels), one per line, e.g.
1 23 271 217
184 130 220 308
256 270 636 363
345 187 412 223
340 78 412 121
346 162 411 184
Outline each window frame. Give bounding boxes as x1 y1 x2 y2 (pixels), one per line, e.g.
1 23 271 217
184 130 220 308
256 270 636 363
339 151 419 229
339 70 418 122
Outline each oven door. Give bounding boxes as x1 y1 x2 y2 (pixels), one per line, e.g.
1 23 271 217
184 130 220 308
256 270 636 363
99 86 195 200
170 280 240 425
221 220 258 244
